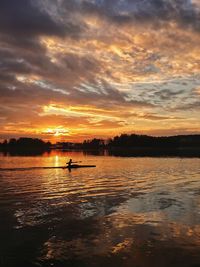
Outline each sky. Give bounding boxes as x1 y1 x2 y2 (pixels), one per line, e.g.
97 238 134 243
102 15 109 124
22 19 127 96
0 0 200 142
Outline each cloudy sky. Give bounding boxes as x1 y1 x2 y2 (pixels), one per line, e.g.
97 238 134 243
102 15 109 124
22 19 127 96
1 0 200 142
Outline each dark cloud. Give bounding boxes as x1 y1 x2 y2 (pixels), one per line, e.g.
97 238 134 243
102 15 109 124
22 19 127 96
63 53 99 73
155 89 185 100
0 34 46 54
0 1 70 89
0 0 78 37
132 112 183 120
75 0 200 30
175 100 200 111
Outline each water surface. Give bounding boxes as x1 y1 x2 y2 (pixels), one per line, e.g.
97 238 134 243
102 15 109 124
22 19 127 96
0 151 200 267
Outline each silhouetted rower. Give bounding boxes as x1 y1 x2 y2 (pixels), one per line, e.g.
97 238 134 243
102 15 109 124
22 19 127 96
66 159 79 167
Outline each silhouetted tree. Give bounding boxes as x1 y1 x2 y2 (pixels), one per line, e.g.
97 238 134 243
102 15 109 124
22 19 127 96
0 137 52 152
107 134 200 148
82 138 105 149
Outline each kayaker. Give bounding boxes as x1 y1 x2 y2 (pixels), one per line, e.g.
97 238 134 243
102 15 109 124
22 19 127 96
66 159 79 167
67 158 73 167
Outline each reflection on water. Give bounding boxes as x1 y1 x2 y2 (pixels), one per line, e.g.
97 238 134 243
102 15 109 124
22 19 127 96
0 151 200 267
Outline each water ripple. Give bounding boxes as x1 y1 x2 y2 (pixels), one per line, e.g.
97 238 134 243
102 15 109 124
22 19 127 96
0 154 200 267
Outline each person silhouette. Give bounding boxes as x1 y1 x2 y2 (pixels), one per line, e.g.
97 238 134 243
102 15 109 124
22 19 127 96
67 158 73 167
66 159 79 167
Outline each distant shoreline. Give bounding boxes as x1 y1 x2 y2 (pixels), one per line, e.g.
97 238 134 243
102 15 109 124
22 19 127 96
1 134 200 157
1 147 200 157
106 146 200 157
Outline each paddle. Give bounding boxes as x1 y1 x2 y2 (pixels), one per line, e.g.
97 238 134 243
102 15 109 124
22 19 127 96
63 161 82 169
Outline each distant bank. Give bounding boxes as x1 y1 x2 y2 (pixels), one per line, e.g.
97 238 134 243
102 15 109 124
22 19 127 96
0 134 200 157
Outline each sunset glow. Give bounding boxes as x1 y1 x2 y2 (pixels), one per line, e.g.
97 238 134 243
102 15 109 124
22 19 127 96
1 0 200 142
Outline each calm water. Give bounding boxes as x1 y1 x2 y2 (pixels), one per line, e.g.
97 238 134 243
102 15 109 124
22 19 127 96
0 151 200 267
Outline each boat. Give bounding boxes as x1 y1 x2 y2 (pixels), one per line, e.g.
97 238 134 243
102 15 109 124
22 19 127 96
0 165 96 171
65 164 96 169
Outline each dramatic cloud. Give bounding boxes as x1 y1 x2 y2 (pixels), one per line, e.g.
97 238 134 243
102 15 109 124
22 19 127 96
0 0 200 141
0 0 82 37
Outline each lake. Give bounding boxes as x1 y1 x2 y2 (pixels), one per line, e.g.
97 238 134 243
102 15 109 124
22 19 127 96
0 151 200 267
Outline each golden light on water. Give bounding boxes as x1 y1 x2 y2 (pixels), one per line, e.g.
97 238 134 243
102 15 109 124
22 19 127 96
54 155 60 167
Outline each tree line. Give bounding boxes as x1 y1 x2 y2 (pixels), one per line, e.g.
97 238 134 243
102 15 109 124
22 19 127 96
0 138 51 151
1 134 200 152
81 134 200 149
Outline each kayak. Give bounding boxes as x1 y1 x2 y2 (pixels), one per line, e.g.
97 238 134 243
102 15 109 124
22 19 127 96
0 165 96 171
65 165 96 169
